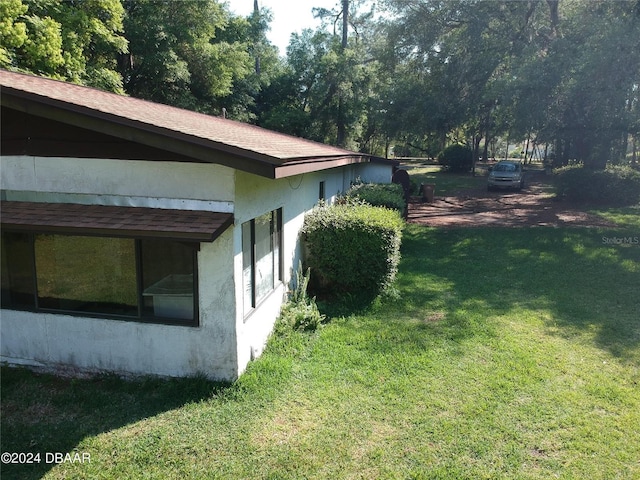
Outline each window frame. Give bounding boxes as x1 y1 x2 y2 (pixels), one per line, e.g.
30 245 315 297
242 208 283 314
0 230 200 327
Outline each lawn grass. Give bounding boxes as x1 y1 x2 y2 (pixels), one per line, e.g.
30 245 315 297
406 165 487 196
2 220 639 479
592 205 640 230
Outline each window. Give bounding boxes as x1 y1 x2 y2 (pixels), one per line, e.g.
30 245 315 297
319 181 326 201
1 232 198 325
242 209 282 312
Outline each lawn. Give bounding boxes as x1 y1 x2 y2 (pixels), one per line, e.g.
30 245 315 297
406 164 488 196
2 213 639 479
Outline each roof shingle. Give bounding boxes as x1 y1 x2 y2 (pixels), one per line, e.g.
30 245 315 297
1 201 233 243
0 70 365 165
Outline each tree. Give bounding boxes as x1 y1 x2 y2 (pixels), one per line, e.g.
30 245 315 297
381 0 640 169
120 0 253 113
0 0 127 92
221 1 282 122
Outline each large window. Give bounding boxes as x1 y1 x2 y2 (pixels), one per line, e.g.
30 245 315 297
242 209 282 313
1 232 198 325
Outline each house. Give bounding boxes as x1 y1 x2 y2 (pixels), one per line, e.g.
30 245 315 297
0 70 397 380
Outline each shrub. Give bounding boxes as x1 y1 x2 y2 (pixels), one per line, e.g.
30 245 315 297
302 200 403 297
277 263 324 333
438 144 473 173
346 182 405 212
554 165 640 206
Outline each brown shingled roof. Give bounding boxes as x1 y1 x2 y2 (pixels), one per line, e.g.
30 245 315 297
1 201 233 243
0 70 392 178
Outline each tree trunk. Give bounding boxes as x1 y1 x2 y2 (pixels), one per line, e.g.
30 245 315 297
254 0 261 75
336 0 348 147
342 0 349 50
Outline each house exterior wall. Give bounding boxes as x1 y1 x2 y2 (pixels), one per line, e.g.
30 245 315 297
1 155 395 380
232 163 394 376
355 162 395 184
0 155 240 380
1 228 236 378
0 156 235 211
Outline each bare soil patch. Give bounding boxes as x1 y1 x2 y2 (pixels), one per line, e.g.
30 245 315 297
408 171 616 228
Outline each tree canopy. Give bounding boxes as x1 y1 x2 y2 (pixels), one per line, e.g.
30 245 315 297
2 0 638 169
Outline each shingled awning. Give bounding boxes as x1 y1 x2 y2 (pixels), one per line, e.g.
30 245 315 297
0 201 233 243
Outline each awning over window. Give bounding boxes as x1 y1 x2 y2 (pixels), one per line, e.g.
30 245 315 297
0 201 233 242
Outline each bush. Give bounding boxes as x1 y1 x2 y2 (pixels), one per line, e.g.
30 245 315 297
554 165 640 206
438 144 473 173
276 263 324 333
346 182 405 212
302 200 403 297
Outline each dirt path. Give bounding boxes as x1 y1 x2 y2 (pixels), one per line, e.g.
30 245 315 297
408 172 617 228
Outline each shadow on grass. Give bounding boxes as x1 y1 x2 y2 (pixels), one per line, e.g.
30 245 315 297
394 225 640 362
0 368 231 480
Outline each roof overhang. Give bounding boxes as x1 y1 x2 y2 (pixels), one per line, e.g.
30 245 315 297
1 90 279 178
273 154 375 178
1 72 399 179
0 201 234 243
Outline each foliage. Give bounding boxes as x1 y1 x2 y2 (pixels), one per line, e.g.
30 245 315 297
276 263 325 333
3 0 638 168
257 1 388 152
554 164 640 206
380 0 640 168
346 182 405 212
438 144 474 173
302 199 403 298
0 0 128 92
120 0 253 113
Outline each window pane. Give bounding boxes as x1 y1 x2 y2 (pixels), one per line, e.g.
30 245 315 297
35 235 137 316
141 240 195 321
254 212 274 303
242 221 253 311
1 231 36 308
274 209 282 282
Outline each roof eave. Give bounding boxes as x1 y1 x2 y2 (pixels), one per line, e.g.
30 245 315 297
274 155 373 179
2 88 280 178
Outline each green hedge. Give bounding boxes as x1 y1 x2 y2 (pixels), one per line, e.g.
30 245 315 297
554 165 640 206
346 183 405 212
438 144 473 173
302 200 403 296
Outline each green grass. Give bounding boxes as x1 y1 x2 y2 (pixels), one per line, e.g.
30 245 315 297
2 220 640 479
406 165 486 196
592 205 640 230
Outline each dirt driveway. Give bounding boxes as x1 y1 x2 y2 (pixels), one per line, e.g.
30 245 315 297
408 171 616 228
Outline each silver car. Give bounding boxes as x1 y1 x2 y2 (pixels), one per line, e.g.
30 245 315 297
487 160 525 191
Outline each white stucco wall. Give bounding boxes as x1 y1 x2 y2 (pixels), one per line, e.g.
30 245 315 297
1 155 395 380
0 156 235 211
1 155 240 380
355 161 395 184
232 165 375 376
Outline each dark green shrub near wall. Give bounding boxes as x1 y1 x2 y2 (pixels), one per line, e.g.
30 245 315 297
554 165 640 206
302 200 403 297
346 183 405 212
438 144 473 173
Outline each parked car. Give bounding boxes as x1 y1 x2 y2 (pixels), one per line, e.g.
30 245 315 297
487 160 525 191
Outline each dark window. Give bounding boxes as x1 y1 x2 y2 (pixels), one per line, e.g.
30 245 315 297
141 239 196 321
0 231 198 326
35 235 138 316
1 231 36 309
242 208 282 312
319 181 326 200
